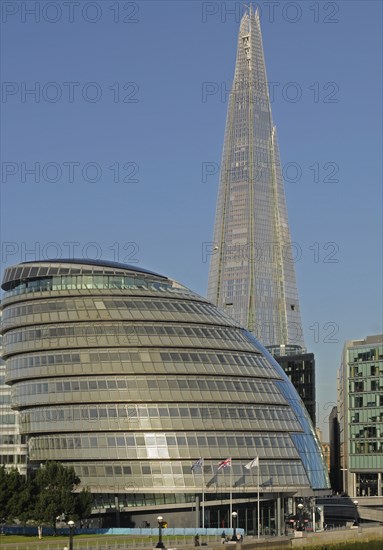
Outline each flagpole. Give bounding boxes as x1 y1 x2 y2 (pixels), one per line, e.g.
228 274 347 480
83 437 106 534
192 458 205 528
230 458 233 529
245 457 260 538
257 461 260 539
202 459 205 529
217 458 231 529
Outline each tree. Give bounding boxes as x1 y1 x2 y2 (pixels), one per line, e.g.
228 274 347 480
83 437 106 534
0 466 27 522
0 466 8 520
0 466 9 522
9 479 36 525
0 462 93 534
32 462 80 534
75 488 93 526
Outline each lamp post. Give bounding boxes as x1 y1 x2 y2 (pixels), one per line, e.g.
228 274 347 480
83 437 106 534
231 512 238 541
67 520 75 550
297 503 304 531
310 498 316 533
156 516 165 548
316 506 324 531
353 500 359 526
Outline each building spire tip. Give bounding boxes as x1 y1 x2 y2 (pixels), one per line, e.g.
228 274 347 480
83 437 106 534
241 3 259 20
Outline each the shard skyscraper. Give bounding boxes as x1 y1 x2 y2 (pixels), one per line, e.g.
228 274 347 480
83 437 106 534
208 8 305 349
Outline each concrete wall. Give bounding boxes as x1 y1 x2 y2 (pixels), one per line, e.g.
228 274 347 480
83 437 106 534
291 526 383 547
236 525 383 549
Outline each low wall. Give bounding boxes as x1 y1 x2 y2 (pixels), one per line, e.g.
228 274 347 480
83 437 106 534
2 525 381 550
235 526 383 549
3 526 244 537
292 526 383 547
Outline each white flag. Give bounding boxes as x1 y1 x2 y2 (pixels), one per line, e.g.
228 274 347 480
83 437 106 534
245 457 259 470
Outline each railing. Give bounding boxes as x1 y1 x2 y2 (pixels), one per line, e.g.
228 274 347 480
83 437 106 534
0 535 216 550
3 527 244 537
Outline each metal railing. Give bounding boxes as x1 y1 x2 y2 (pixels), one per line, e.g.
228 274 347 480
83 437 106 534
0 535 219 550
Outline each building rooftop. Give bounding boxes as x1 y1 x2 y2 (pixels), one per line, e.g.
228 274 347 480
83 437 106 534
19 259 167 279
1 259 169 291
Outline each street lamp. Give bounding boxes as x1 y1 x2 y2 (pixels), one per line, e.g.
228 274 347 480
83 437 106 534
231 512 238 541
316 506 324 531
311 499 316 533
67 520 75 550
353 500 359 526
297 503 304 531
156 516 165 549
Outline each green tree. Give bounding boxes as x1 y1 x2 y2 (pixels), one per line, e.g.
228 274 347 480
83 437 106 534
1 462 93 534
0 466 9 521
75 488 93 525
0 466 27 522
32 462 80 533
6 471 31 522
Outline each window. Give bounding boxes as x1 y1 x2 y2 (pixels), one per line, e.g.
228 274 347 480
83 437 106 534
355 396 363 407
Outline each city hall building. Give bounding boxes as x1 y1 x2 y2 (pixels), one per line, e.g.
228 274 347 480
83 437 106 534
1 260 330 531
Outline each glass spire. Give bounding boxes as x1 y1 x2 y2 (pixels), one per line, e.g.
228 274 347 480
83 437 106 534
208 8 305 348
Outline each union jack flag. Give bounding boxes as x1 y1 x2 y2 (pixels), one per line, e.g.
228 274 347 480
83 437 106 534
217 457 231 471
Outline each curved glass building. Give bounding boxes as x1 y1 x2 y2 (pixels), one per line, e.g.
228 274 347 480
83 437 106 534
1 260 329 530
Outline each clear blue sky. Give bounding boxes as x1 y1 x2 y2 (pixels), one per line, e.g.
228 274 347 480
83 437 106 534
1 1 382 436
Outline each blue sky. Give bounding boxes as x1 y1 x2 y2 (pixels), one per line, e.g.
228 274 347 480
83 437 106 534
1 0 382 436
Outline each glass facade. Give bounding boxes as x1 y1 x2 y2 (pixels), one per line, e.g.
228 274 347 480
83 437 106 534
207 8 304 348
1 259 329 524
0 313 28 473
338 335 383 496
274 353 316 426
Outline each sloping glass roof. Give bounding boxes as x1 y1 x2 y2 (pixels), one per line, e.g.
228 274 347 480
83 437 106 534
20 259 168 278
1 259 169 291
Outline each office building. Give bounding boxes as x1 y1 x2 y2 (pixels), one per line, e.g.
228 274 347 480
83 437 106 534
206 7 318 427
274 352 316 426
1 259 330 528
338 335 383 496
0 312 28 474
315 428 330 473
207 7 304 349
329 406 341 493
